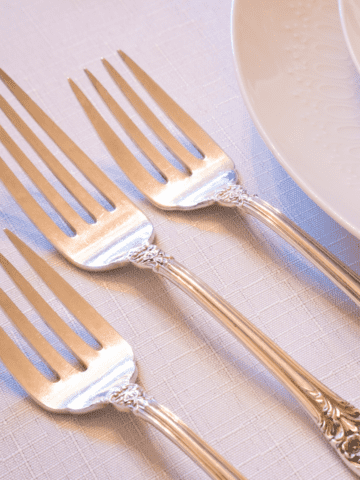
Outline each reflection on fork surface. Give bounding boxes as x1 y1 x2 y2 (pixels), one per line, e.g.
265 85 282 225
0 67 360 475
0 230 246 480
70 51 360 309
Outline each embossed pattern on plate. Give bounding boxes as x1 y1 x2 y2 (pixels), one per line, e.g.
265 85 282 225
232 0 360 238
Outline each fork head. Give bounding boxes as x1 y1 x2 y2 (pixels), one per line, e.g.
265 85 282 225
0 70 154 270
0 230 137 413
70 52 237 210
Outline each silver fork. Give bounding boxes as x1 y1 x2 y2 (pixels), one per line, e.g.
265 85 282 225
0 230 245 480
75 51 360 309
0 71 360 475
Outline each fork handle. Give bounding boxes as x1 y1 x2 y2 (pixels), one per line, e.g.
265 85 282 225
111 383 246 480
215 184 360 307
129 244 360 476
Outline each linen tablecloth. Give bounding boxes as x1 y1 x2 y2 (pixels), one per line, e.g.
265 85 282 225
1 1 360 479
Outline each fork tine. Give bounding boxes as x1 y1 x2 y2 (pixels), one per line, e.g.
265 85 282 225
118 51 225 160
5 229 121 349
0 287 76 379
0 250 96 367
0 69 126 210
0 326 53 398
0 95 106 222
0 124 88 235
102 58 203 172
0 155 70 251
68 78 164 199
84 68 188 181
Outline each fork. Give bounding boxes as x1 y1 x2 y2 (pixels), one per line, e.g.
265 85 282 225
75 51 360 309
0 71 360 476
0 230 246 480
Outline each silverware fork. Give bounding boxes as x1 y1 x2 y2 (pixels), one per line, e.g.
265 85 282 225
0 230 246 480
74 51 360 309
0 72 360 475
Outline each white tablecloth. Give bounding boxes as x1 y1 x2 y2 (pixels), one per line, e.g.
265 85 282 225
0 1 359 479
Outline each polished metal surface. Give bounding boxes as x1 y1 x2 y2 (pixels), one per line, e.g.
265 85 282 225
0 70 360 474
130 243 360 476
0 70 154 271
74 51 360 308
0 231 245 480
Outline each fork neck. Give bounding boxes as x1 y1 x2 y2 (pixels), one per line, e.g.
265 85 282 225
110 383 247 480
127 243 331 414
127 242 360 475
214 184 360 308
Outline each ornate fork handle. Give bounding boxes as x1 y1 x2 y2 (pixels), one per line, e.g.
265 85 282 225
129 244 360 475
110 383 247 480
214 184 360 308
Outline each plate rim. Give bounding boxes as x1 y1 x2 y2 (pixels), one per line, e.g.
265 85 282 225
230 0 360 239
339 0 360 76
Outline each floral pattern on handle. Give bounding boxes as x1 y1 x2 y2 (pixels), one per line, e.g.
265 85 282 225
111 383 152 413
128 244 171 269
214 184 252 207
308 388 360 469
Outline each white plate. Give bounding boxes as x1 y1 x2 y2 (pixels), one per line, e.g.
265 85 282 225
231 0 360 239
339 0 360 74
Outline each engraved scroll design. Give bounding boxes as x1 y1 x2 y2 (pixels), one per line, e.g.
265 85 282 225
110 383 152 413
128 244 172 269
309 388 360 468
214 184 253 207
